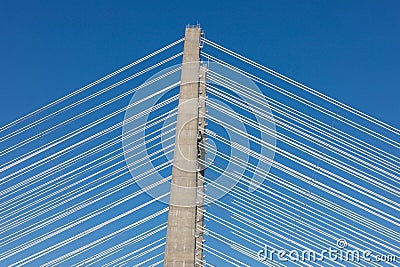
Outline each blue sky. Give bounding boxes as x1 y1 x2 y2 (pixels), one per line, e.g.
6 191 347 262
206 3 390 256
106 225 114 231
0 0 399 128
0 1 399 266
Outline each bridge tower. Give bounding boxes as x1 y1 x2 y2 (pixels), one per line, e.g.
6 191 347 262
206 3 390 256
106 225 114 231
164 25 206 266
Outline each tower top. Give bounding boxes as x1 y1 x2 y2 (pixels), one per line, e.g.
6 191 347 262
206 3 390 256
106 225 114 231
186 23 201 29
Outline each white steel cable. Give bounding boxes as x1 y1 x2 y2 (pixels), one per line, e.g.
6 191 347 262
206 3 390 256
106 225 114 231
207 80 400 183
0 103 176 196
0 158 172 253
74 224 167 267
206 97 400 200
0 168 171 255
202 204 312 267
206 86 399 194
0 108 176 203
0 110 176 208
205 211 325 267
41 209 168 266
202 39 400 136
230 166 398 240
0 67 180 173
233 213 364 267
102 239 165 267
201 121 399 238
85 228 166 266
7 192 170 266
207 82 400 189
200 158 398 257
200 143 399 246
203 50 400 149
0 131 171 243
130 250 165 267
0 37 184 133
229 196 398 264
0 86 178 184
0 71 181 173
201 162 383 267
207 207 349 267
0 106 174 227
203 53 400 165
117 243 165 267
230 243 280 267
0 112 176 214
227 177 399 253
149 259 164 267
0 145 173 242
0 138 172 231
0 129 175 231
206 71 400 175
0 52 182 145
206 115 400 220
0 145 173 247
202 219 302 267
217 169 399 247
202 245 248 267
210 60 400 150
203 127 396 230
201 226 282 267
231 184 398 256
205 112 400 214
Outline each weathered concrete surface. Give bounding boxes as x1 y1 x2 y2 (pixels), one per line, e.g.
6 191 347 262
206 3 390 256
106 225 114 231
164 26 203 267
194 66 207 266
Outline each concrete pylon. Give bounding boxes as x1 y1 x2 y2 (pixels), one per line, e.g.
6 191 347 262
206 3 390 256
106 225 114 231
194 65 207 266
164 25 205 266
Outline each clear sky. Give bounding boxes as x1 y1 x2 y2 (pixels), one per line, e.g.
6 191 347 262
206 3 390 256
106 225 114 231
0 1 399 266
0 0 399 128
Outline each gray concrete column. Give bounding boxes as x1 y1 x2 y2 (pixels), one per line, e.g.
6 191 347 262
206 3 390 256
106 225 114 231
194 65 207 266
164 25 203 267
